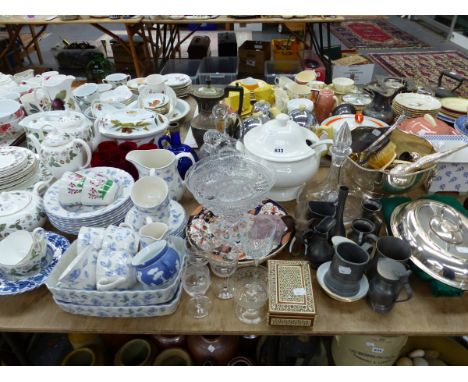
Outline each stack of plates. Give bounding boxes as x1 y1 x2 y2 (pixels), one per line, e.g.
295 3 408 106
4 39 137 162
0 147 39 191
163 73 192 98
44 167 134 235
392 93 442 118
439 97 468 123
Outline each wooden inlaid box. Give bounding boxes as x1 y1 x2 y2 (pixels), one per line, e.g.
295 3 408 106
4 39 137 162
267 260 316 327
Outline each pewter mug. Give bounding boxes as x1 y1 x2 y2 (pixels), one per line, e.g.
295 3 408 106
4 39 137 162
324 236 370 297
367 236 412 277
347 218 379 247
368 258 412 313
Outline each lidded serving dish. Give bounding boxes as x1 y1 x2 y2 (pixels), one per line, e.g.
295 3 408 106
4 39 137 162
391 200 468 291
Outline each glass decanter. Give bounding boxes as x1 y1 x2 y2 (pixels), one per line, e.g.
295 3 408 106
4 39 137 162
295 122 352 236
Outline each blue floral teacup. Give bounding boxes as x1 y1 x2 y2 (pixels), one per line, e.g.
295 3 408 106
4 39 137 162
130 175 170 224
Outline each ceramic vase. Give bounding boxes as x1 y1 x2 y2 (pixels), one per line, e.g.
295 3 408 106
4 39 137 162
114 338 157 366
186 336 240 366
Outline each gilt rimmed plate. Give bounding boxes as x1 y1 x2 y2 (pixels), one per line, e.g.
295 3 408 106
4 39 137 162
441 97 468 114
186 199 294 266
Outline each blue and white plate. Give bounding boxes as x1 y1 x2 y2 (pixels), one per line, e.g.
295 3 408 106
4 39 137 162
437 113 455 125
44 167 134 221
125 200 186 235
0 231 70 295
454 116 468 137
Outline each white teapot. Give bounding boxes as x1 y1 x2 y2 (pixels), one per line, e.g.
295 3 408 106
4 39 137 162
30 129 92 179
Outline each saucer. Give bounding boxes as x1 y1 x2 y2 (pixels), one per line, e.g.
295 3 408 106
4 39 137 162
316 261 369 302
0 231 70 295
124 200 186 235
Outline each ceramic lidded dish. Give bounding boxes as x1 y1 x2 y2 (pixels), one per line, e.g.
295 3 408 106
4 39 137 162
390 200 468 291
240 114 332 201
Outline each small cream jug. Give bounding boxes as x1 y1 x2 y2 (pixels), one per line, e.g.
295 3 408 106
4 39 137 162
30 129 92 179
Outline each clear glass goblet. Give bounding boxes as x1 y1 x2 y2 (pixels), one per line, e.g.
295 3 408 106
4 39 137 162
182 263 212 319
185 240 209 267
208 250 239 300
233 266 269 325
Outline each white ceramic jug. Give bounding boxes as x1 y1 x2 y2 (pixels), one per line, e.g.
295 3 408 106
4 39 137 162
33 74 79 112
126 149 194 201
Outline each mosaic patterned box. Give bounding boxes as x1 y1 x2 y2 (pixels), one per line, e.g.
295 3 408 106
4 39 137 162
267 260 316 327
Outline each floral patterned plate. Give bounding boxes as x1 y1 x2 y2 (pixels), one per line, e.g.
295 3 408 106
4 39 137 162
186 199 295 266
97 109 169 140
0 231 70 295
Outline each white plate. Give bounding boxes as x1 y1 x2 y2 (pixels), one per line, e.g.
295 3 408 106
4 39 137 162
394 93 441 111
44 167 134 221
97 109 169 140
441 97 468 114
163 73 191 87
127 77 146 92
168 99 191 123
0 146 29 175
316 261 369 302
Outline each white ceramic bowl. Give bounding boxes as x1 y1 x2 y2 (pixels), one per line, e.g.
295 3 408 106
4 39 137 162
332 77 355 93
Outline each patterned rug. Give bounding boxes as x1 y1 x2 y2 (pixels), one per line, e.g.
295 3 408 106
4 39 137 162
368 50 468 96
331 20 429 49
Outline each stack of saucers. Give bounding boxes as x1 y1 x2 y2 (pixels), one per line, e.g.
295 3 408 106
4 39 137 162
162 73 192 98
0 147 39 191
44 167 134 235
439 97 468 124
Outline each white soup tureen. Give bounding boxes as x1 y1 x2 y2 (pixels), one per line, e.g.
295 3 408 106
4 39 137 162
240 113 332 201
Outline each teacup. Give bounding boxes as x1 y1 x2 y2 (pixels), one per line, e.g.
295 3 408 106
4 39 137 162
332 77 355 93
131 175 170 223
324 236 370 297
143 74 166 93
39 71 59 80
95 224 139 291
0 99 22 123
240 77 259 91
73 83 99 107
0 228 47 277
13 69 34 83
103 73 131 88
286 83 312 99
139 217 170 248
77 226 105 253
59 171 87 206
295 70 317 85
141 93 170 115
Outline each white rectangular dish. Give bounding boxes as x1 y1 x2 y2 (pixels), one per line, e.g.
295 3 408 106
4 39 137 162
46 237 187 307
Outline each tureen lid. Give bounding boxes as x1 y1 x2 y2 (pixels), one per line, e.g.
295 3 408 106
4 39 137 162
390 200 468 290
243 114 319 162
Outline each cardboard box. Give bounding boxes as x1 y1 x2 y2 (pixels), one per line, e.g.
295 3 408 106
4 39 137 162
271 38 303 61
268 260 316 327
424 135 468 193
332 63 375 85
234 23 262 32
238 41 271 75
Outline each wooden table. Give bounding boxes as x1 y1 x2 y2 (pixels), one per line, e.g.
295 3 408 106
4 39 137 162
0 160 466 336
143 16 345 71
0 16 150 77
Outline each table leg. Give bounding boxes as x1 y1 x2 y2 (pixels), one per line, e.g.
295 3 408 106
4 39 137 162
125 24 143 77
29 25 44 64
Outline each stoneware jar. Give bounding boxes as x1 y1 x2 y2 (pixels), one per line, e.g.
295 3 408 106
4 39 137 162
132 239 181 288
30 130 92 179
114 338 156 366
186 335 240 366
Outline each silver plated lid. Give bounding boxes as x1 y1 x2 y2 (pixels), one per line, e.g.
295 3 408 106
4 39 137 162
390 200 468 290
